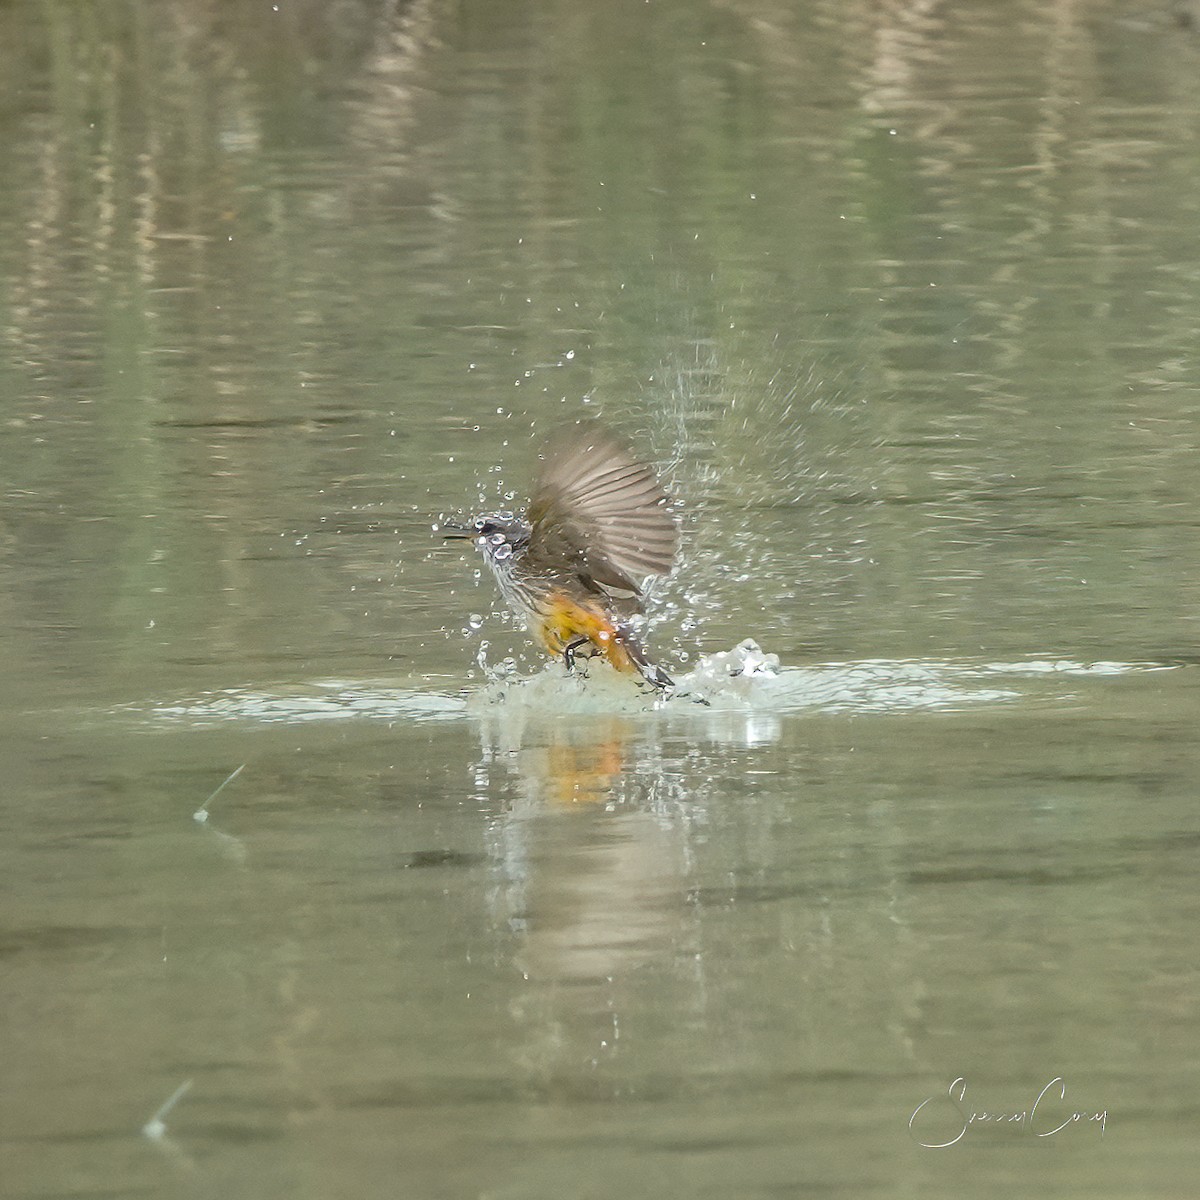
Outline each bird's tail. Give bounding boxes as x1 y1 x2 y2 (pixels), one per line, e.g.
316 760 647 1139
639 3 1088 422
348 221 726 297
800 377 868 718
611 624 673 690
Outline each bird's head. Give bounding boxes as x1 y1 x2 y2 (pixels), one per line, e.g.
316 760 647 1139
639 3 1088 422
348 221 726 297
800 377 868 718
441 511 530 567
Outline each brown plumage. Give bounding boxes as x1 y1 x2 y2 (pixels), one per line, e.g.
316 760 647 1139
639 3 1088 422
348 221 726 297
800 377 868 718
528 423 678 597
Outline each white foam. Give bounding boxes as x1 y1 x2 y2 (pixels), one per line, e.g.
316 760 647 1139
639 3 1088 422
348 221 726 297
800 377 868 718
142 684 468 727
112 647 1175 729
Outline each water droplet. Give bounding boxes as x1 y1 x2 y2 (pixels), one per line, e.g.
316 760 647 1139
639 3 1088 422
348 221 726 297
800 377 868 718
468 613 484 630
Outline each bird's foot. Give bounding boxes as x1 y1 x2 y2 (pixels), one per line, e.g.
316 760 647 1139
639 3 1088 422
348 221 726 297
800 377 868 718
563 637 590 676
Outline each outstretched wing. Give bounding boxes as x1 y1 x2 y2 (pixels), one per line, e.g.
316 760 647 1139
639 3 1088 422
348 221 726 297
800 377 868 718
527 423 678 598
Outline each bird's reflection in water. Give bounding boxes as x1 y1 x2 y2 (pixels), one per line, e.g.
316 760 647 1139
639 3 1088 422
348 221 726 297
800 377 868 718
475 709 698 1086
518 722 629 809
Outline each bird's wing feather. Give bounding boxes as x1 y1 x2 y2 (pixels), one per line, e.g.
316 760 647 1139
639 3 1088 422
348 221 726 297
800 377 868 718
527 424 678 597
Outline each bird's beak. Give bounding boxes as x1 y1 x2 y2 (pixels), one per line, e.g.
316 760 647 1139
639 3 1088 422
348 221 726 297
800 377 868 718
439 520 474 540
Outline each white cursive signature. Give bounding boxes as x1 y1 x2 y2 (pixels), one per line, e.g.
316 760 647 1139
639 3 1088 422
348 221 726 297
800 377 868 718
909 1077 1107 1148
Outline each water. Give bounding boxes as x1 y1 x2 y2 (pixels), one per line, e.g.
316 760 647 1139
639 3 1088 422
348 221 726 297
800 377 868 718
3 0 1200 1195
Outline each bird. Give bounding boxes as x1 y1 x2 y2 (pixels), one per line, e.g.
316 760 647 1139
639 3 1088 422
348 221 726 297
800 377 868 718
442 422 679 688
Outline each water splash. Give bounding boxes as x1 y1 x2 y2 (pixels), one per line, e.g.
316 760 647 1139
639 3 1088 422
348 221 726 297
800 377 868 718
107 647 1175 729
467 658 664 716
468 638 1008 716
468 640 1176 718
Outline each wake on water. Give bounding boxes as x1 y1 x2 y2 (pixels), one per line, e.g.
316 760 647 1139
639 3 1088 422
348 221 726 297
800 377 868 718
124 639 1174 729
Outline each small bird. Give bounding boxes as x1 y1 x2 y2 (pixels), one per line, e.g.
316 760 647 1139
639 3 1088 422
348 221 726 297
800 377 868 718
443 423 679 688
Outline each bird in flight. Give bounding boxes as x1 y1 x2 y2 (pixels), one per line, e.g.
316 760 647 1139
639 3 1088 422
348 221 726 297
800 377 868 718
443 423 679 688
